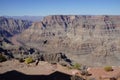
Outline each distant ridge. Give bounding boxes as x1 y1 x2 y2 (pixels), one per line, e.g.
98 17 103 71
3 16 44 22
0 17 32 37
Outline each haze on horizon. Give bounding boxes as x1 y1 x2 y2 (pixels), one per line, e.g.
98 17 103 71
0 0 120 16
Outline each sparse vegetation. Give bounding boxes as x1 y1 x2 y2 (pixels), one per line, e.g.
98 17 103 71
0 54 7 62
24 57 34 64
104 66 113 72
72 63 81 70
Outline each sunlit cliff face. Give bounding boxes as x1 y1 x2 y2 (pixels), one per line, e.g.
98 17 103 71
16 15 120 66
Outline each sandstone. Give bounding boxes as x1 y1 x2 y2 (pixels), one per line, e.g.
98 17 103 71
18 15 120 66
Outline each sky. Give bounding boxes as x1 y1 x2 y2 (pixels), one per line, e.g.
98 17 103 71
0 0 120 16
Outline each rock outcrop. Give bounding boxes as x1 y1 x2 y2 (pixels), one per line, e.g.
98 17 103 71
13 47 71 66
0 17 32 37
17 15 120 66
0 40 71 66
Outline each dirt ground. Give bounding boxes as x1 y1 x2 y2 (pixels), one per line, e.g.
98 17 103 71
0 59 72 75
1 60 120 80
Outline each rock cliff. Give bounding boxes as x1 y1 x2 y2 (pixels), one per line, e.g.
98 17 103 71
17 15 120 66
0 17 32 37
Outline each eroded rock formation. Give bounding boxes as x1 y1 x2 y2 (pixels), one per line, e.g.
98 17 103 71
0 17 32 37
15 15 120 66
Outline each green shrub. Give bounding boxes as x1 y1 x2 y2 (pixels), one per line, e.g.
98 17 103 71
0 54 7 62
104 66 113 72
72 63 81 70
24 57 33 64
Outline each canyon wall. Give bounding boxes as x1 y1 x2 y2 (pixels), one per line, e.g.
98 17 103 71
16 15 120 66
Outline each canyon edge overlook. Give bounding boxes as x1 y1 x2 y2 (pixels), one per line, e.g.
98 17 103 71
1 15 120 66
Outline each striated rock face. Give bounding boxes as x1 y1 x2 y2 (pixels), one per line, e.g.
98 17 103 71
18 15 120 66
0 17 32 37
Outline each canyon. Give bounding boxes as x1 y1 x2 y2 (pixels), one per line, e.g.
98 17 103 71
1 15 120 66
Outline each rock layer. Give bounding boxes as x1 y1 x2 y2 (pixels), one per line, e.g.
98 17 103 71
0 17 32 37
18 15 120 66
